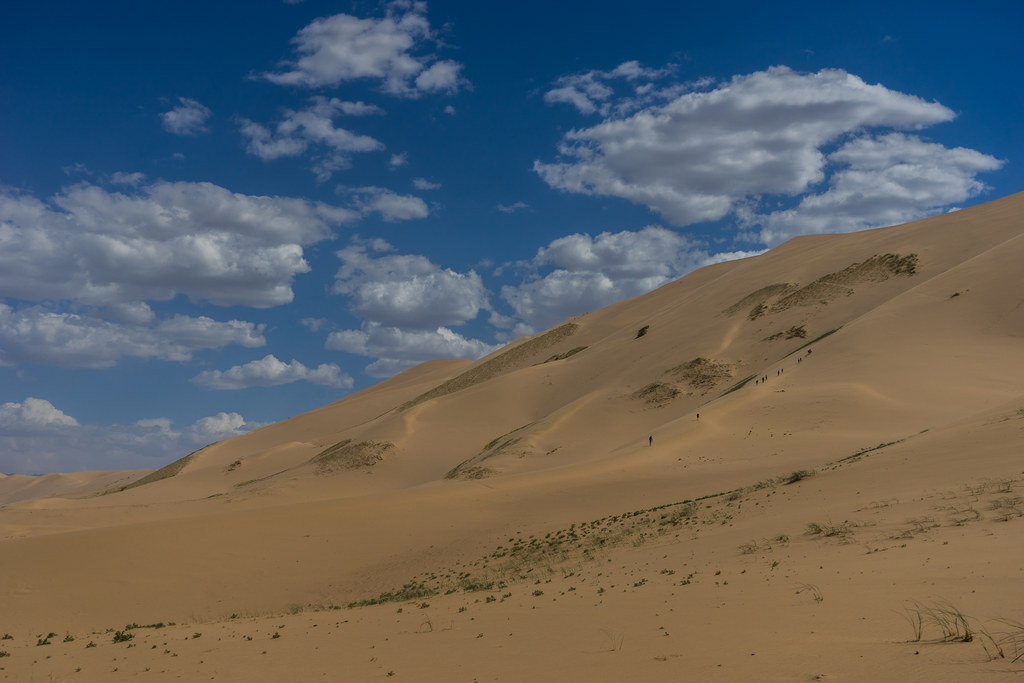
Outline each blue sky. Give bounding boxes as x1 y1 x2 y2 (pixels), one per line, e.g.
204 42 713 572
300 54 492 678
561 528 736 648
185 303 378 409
1 0 1020 474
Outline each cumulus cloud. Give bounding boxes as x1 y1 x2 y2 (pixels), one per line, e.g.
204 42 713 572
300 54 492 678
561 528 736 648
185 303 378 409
752 133 1005 244
501 226 762 331
262 4 466 97
326 322 501 378
0 305 265 368
497 201 528 214
0 401 264 473
191 354 354 390
543 60 678 116
340 186 429 221
412 178 440 190
332 241 488 328
0 397 79 433
239 97 385 181
0 179 355 308
535 66 999 232
160 97 212 135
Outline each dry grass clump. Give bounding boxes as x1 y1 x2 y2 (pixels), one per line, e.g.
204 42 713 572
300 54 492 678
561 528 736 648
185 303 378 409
310 440 394 474
763 325 808 341
632 382 681 406
772 253 918 312
902 600 1024 661
723 283 795 318
401 323 579 410
543 346 588 363
667 357 733 391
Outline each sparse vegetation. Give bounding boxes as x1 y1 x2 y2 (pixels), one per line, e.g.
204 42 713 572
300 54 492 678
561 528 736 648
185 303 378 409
784 470 813 485
543 346 587 363
797 583 823 603
635 325 649 338
310 440 394 473
632 382 681 406
667 357 733 392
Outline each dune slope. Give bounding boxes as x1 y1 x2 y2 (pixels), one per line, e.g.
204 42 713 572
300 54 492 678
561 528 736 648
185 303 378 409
1 192 1023 681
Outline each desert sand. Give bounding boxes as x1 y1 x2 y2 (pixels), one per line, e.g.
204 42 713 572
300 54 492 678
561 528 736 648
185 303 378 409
2 192 1023 681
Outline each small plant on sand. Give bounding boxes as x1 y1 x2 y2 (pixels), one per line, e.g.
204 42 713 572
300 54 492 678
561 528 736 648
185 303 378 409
796 583 823 603
902 600 975 643
0 650 9 658
1 633 12 640
112 630 134 644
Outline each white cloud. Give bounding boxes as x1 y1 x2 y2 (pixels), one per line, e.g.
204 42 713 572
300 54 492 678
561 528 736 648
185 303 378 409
497 201 528 214
160 97 212 135
0 180 355 308
414 59 463 93
389 152 409 167
501 226 761 331
191 354 354 390
239 97 385 181
0 305 265 368
340 186 429 221
155 315 266 350
543 60 677 116
190 412 253 440
0 402 265 473
332 241 488 328
262 4 466 97
0 397 79 433
301 317 329 332
326 322 501 378
753 133 1004 244
535 66 976 229
412 178 441 190
109 171 146 187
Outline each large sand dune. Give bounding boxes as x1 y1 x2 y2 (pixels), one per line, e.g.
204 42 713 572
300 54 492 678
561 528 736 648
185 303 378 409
1 193 1023 680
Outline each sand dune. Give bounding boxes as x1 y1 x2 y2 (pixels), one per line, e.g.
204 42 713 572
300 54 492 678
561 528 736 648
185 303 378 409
1 193 1023 680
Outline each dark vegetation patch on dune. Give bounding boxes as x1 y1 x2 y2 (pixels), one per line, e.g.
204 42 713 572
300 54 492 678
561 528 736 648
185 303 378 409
667 357 734 391
542 346 588 363
401 323 579 410
723 283 795 318
763 325 808 341
632 382 682 406
725 254 918 319
108 445 212 493
772 253 918 312
310 440 394 474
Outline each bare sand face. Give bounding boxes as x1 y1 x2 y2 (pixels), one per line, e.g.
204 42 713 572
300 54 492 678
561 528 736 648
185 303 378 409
2 193 1023 681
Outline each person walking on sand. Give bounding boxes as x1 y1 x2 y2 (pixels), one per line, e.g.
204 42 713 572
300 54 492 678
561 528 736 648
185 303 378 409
649 435 653 447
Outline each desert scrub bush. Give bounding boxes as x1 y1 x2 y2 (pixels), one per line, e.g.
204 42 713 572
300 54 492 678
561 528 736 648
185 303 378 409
990 496 1023 521
112 630 134 644
806 520 851 537
784 470 813 485
635 325 649 338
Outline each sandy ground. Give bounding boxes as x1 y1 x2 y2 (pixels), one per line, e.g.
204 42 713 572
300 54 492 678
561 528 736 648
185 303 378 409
1 193 1023 681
